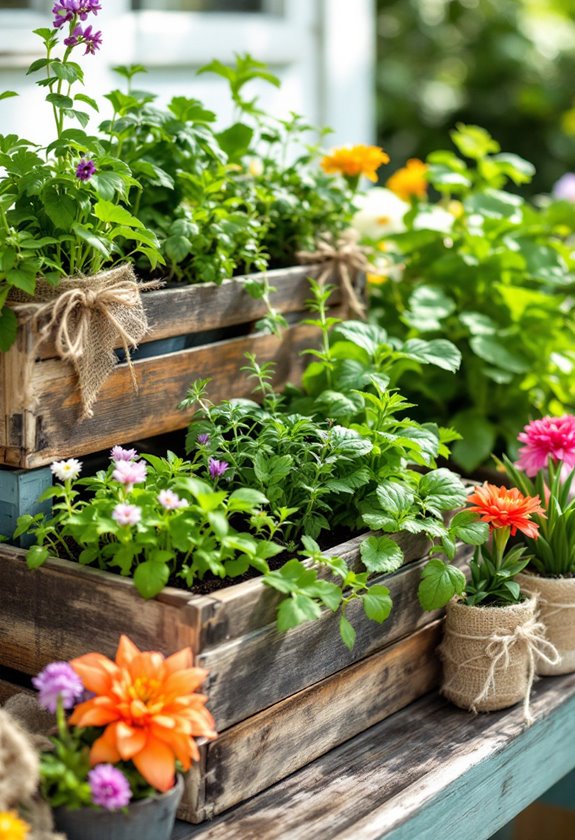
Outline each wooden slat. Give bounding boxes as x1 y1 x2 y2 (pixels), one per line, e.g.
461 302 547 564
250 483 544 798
179 622 442 823
198 547 473 729
3 321 321 468
172 674 575 840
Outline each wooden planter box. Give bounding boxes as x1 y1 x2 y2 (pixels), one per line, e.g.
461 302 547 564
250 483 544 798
0 266 342 469
0 534 472 822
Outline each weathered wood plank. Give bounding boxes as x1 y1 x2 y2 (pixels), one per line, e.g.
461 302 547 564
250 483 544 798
179 622 442 823
197 546 473 729
172 674 575 840
2 321 321 468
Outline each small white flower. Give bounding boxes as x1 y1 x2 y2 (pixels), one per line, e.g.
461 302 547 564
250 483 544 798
248 158 263 177
50 458 82 482
352 187 409 240
412 206 454 233
158 489 188 510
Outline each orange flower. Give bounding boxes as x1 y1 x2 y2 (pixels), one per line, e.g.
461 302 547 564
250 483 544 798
0 811 30 840
386 159 428 201
69 636 216 792
321 145 389 182
467 483 545 539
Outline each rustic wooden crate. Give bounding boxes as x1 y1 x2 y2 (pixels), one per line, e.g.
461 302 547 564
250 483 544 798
0 534 472 821
0 465 52 545
0 266 342 469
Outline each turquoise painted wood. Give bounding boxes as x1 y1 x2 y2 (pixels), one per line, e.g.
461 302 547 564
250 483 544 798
0 466 52 546
170 674 575 840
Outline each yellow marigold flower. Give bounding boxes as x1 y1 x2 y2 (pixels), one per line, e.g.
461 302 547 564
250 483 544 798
386 159 428 201
321 145 390 183
447 200 464 219
367 272 388 286
0 811 30 840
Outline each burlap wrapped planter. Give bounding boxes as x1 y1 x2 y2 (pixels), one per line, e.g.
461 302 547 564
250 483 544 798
517 572 575 676
439 597 551 719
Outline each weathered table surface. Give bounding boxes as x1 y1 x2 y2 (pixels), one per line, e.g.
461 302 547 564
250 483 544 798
172 672 575 840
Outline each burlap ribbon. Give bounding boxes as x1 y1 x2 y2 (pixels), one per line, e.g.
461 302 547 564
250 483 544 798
443 615 559 724
296 229 375 318
10 265 161 420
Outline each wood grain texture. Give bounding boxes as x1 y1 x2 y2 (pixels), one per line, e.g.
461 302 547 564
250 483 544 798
1 264 342 468
197 546 473 729
172 673 575 840
178 622 443 823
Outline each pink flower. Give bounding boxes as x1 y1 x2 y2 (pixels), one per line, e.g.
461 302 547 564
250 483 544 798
89 765 132 810
516 415 575 477
112 460 147 489
158 489 188 510
110 445 138 462
112 503 141 526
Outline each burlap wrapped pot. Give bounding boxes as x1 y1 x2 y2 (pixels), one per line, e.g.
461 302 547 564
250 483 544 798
439 596 558 723
517 572 575 676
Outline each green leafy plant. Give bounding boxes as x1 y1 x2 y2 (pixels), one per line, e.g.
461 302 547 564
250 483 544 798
15 447 282 598
369 124 575 471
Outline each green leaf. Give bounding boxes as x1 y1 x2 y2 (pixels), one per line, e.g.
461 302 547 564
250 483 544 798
276 593 322 631
451 123 500 159
360 536 403 574
375 481 415 516
332 321 387 357
71 223 112 258
451 410 497 473
418 559 466 611
0 91 18 101
450 510 489 545
459 311 498 336
133 560 170 599
469 335 529 374
93 200 144 229
339 614 356 650
43 188 77 230
91 171 125 201
26 544 49 569
165 235 192 263
46 92 73 109
74 92 99 111
401 338 461 372
419 468 468 513
0 307 18 350
228 487 269 511
216 122 254 160
404 285 456 331
362 584 392 623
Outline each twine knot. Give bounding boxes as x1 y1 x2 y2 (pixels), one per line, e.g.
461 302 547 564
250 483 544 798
11 266 162 421
471 615 559 725
296 229 375 318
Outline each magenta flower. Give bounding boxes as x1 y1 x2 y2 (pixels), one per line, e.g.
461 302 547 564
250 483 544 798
112 503 142 526
112 459 147 489
516 415 575 477
32 662 84 713
75 157 96 181
89 765 132 811
110 445 138 462
158 489 188 510
208 457 229 479
52 0 100 28
197 433 210 446
81 25 103 54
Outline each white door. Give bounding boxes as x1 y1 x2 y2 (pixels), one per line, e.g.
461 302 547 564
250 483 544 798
0 0 375 144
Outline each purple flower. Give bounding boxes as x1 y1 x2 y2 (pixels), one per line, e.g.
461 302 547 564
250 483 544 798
89 765 132 811
76 157 96 181
81 25 103 55
197 434 210 446
32 662 84 713
52 0 101 27
112 503 142 526
158 489 188 510
552 173 575 203
112 459 147 490
110 445 138 462
208 457 229 479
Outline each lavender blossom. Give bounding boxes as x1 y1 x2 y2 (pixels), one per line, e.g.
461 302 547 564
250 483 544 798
112 503 142 526
32 662 84 713
112 459 147 489
89 765 132 811
197 434 210 446
158 489 188 510
110 445 139 462
52 0 101 28
552 173 575 203
208 457 229 479
81 25 103 54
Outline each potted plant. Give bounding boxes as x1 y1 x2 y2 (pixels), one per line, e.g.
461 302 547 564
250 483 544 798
500 414 575 675
418 482 558 721
32 634 216 840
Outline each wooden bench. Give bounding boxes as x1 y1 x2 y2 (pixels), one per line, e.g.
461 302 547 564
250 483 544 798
171 672 575 839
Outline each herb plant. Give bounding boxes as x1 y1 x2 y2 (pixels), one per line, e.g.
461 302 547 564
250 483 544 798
369 123 575 472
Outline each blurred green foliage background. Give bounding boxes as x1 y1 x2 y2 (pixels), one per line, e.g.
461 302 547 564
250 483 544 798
376 0 575 192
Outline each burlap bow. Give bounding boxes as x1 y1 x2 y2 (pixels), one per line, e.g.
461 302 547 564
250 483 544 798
296 229 375 318
11 265 161 420
446 616 560 725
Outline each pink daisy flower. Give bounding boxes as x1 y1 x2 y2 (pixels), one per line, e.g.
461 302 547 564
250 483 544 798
516 415 575 477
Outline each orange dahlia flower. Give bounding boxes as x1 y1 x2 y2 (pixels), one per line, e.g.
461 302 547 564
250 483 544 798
386 159 428 201
321 145 390 182
467 483 545 539
69 635 216 792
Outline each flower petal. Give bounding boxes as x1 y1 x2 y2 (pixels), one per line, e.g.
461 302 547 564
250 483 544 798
132 736 175 792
